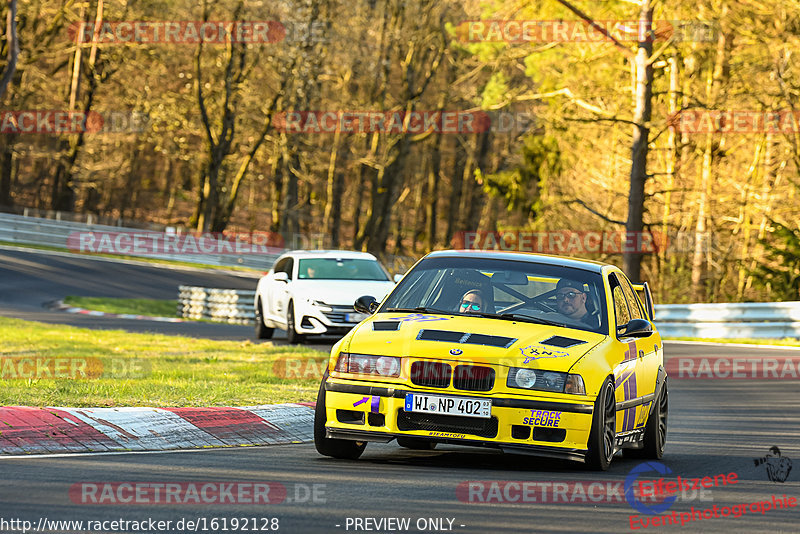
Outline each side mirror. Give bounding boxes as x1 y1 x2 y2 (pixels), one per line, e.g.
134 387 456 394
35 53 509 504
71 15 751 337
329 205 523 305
273 272 288 282
354 295 379 315
617 318 653 338
393 273 403 283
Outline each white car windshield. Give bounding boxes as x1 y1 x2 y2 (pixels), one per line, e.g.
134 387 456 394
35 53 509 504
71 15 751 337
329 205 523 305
297 258 389 281
381 256 608 335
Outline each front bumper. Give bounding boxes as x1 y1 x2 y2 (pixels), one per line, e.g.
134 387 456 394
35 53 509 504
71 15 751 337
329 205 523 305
294 301 368 335
323 379 594 462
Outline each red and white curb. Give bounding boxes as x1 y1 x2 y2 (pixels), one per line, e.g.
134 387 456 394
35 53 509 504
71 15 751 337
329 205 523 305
48 299 184 323
0 403 314 455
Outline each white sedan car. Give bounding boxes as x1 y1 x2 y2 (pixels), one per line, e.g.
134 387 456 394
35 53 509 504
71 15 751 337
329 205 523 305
254 250 398 343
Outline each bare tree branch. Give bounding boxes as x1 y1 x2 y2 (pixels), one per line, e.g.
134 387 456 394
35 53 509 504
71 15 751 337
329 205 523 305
567 198 627 226
553 0 634 58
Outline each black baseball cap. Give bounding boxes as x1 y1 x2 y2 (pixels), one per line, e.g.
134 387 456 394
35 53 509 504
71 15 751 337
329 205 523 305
556 279 586 292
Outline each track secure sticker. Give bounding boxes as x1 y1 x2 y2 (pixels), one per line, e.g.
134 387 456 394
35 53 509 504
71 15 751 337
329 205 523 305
519 344 569 364
522 410 561 427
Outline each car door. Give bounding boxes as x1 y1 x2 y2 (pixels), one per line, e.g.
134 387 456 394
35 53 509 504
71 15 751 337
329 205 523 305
609 272 659 440
273 256 294 320
618 273 659 404
266 258 288 319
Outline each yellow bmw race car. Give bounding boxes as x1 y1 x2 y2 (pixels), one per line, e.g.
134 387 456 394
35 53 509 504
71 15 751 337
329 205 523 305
313 251 667 470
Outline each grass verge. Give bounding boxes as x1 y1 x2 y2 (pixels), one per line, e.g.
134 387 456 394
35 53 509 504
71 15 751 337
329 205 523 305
64 296 179 318
0 317 328 407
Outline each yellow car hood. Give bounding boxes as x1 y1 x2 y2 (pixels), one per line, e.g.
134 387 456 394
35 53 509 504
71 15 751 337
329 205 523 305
348 313 606 373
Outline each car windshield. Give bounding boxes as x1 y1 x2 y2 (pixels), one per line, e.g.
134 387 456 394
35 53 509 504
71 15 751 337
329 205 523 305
297 258 389 281
381 256 608 335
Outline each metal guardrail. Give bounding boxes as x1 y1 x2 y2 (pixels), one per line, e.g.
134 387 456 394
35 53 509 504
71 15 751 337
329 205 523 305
654 302 800 339
0 212 280 270
5 210 796 338
178 285 800 339
178 285 256 324
0 212 415 275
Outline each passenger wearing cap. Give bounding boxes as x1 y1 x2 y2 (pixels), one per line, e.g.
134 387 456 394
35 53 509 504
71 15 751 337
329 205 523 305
554 279 593 325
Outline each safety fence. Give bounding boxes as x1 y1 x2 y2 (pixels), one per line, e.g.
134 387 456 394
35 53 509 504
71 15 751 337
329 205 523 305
178 286 256 324
0 212 415 275
654 301 800 339
177 284 800 339
0 212 280 270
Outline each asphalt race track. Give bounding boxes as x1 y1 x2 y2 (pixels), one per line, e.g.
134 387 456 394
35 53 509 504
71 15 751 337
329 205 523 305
1 246 799 533
1 354 799 534
0 246 337 348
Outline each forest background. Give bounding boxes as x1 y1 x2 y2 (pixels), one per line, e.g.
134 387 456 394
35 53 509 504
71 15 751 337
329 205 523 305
1 0 799 304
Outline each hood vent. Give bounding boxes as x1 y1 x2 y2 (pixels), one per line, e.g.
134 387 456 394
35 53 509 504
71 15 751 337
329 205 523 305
416 329 516 349
372 321 401 331
541 335 587 348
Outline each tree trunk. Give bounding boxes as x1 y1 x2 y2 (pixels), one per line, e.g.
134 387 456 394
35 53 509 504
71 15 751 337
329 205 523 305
269 147 284 234
446 139 469 244
622 0 654 283
323 128 344 247
0 135 14 206
690 8 729 301
659 53 679 288
0 0 19 100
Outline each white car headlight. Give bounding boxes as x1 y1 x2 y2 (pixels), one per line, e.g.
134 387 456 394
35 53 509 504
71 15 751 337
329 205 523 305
308 299 332 312
514 368 537 388
334 353 401 377
507 368 585 395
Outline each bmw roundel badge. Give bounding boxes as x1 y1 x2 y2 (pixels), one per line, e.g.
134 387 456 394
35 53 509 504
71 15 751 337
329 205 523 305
450 348 463 356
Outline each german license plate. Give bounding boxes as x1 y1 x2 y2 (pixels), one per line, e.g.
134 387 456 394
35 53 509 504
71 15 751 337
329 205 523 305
404 393 491 419
346 313 368 323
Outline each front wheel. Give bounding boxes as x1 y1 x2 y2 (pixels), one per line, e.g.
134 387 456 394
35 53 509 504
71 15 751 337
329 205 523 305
254 300 274 340
286 302 305 344
624 378 668 459
314 373 367 460
585 377 616 471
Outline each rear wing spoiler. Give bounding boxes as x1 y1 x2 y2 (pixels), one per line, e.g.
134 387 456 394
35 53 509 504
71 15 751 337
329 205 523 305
632 282 655 321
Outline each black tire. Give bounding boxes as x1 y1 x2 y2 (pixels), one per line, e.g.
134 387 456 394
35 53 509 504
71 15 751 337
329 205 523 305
396 437 437 450
254 299 274 340
286 302 304 344
313 373 367 460
624 378 668 460
585 377 616 471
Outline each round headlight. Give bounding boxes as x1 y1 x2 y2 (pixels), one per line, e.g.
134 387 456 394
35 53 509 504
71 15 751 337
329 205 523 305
376 357 400 376
515 368 537 389
542 372 561 388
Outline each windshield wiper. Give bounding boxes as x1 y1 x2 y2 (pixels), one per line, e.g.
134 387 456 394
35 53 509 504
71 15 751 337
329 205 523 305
493 313 566 328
